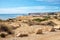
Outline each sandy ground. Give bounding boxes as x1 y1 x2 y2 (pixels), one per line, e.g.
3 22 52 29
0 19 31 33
0 15 60 40
0 30 60 40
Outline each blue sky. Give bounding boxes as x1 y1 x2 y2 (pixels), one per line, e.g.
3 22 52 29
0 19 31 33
0 0 60 14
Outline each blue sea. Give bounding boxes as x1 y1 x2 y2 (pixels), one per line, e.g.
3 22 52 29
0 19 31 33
0 14 28 20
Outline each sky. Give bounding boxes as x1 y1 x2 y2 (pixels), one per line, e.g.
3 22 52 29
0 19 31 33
0 0 60 14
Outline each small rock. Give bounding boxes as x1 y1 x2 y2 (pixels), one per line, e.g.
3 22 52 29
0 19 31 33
16 33 28 37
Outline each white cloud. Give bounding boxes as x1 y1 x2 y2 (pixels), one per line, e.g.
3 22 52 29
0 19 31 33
0 6 60 14
36 0 60 4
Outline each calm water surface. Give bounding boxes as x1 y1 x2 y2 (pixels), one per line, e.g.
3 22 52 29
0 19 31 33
0 14 28 20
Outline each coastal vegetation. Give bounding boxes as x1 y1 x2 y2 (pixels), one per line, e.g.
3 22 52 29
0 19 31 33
0 12 60 40
32 16 50 22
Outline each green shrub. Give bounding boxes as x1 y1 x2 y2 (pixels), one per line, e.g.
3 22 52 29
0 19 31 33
44 16 50 20
32 18 43 22
32 17 49 22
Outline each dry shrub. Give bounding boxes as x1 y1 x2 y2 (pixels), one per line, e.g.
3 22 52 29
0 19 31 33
36 28 42 34
54 25 60 30
46 21 57 26
0 23 14 34
43 26 55 32
0 32 8 38
49 27 55 32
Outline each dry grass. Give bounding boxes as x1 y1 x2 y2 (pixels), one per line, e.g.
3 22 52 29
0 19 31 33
0 14 60 40
0 23 14 36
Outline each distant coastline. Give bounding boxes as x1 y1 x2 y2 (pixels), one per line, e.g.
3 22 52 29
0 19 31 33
0 14 28 20
0 12 60 20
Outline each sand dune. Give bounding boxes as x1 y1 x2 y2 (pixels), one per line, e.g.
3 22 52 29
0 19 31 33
0 13 60 40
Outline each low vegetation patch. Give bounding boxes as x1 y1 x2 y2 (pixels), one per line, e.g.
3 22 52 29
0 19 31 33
0 23 14 34
36 29 43 34
53 16 58 19
0 32 8 38
46 21 57 26
32 18 43 22
32 17 49 22
44 16 51 20
58 19 60 21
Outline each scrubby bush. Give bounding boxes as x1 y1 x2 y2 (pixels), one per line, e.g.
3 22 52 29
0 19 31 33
58 18 60 21
0 19 4 22
32 18 44 22
0 32 8 38
32 17 49 22
36 29 42 34
53 16 58 19
46 21 57 26
0 19 2 21
0 33 6 38
44 16 51 20
48 27 55 32
0 24 14 34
